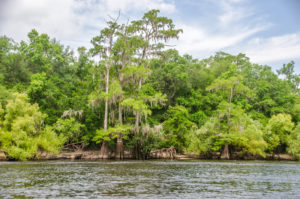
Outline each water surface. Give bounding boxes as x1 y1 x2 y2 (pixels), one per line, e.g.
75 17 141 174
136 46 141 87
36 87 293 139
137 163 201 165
0 160 299 198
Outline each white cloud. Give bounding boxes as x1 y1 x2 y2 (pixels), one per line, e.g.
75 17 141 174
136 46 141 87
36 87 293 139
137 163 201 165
168 0 299 71
103 0 176 13
219 0 252 26
173 23 267 57
171 1 269 59
244 33 300 63
0 0 299 70
1 0 91 48
0 0 176 50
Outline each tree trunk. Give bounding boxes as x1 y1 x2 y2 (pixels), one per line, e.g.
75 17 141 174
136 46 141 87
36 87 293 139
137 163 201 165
135 111 139 128
115 134 123 159
135 143 140 160
104 66 109 131
100 65 110 159
223 89 233 161
115 60 126 159
100 141 109 159
135 78 142 129
115 102 124 159
229 87 233 104
220 144 230 160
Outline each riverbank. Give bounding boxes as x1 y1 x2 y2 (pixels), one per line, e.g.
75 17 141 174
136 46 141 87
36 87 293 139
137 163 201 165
0 150 296 161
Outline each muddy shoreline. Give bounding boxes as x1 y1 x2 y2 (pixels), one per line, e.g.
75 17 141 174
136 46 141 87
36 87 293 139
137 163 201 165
0 150 296 161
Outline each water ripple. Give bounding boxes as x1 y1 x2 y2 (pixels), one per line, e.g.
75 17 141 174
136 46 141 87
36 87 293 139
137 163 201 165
0 160 300 198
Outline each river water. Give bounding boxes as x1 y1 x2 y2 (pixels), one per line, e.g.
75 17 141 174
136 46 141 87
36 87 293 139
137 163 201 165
0 160 299 198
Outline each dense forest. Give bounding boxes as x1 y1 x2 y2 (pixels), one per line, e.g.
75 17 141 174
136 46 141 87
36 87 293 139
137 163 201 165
0 10 300 161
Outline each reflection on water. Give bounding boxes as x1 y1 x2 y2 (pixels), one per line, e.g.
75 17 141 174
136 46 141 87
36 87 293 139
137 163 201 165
0 160 299 198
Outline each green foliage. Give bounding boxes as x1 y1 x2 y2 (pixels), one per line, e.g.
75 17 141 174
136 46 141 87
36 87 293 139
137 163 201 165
93 124 131 144
236 122 267 157
287 124 300 159
277 61 300 91
189 104 267 157
292 104 300 122
191 111 208 127
54 118 86 145
0 93 64 160
0 36 31 88
149 50 193 105
28 72 47 100
0 84 12 107
188 119 216 154
163 105 195 152
0 130 38 161
126 130 160 160
122 65 151 81
0 11 299 160
264 113 294 153
121 98 151 119
36 126 65 154
206 65 253 104
0 104 4 119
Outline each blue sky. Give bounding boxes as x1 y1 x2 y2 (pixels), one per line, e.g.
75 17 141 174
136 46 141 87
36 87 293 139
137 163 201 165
0 0 299 72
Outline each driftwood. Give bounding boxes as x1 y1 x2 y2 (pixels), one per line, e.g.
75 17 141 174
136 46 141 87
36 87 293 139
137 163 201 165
63 141 85 151
151 146 177 159
160 146 176 159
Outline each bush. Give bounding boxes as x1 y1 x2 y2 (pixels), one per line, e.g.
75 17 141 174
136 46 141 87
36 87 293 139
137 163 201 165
0 93 64 160
287 124 300 159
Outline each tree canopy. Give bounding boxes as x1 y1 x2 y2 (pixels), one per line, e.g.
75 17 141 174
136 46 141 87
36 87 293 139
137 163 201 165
0 10 299 160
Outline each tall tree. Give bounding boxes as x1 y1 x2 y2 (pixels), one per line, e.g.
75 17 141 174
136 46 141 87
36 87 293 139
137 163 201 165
90 19 119 158
206 65 252 159
277 61 300 92
131 9 182 129
113 23 141 159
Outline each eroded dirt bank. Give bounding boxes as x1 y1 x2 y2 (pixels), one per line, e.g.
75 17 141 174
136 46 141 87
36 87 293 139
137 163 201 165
0 150 296 161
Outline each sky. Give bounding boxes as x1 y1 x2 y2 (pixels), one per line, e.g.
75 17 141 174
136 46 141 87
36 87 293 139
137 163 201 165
0 0 299 72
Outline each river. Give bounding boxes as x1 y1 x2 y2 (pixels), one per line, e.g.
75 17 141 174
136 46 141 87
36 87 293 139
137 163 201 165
0 160 299 198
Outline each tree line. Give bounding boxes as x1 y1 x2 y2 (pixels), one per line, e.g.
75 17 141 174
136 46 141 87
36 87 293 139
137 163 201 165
0 10 300 160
